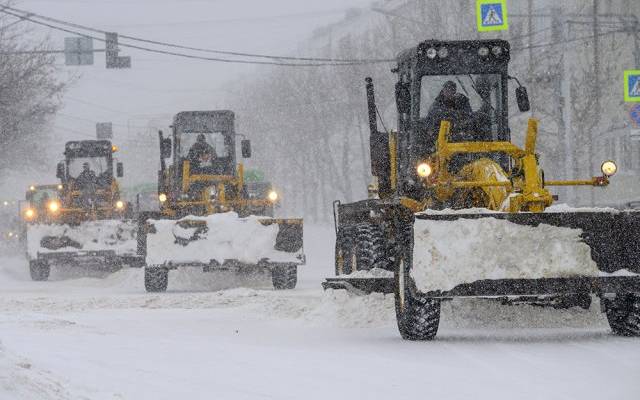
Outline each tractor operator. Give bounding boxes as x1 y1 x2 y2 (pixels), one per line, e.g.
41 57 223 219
417 81 472 156
188 134 216 170
76 162 97 188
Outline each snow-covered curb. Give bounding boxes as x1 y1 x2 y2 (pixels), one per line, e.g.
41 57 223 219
411 217 599 293
146 212 302 266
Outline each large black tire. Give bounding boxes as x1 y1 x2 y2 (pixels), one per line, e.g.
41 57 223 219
394 220 441 341
145 267 168 292
335 222 390 276
354 223 391 271
29 260 50 281
335 226 355 276
272 265 297 290
604 294 640 337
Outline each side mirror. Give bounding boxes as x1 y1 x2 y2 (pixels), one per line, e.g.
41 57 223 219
516 86 531 112
241 139 252 158
117 162 124 178
160 138 172 159
395 82 411 115
56 162 65 179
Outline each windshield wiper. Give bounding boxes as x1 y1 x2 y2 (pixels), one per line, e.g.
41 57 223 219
467 74 496 113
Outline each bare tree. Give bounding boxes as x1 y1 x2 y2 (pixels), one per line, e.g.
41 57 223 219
0 5 67 171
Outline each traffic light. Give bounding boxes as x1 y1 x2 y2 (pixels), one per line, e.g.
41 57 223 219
105 32 131 69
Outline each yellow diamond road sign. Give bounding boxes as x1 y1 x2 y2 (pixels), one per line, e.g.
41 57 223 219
477 0 508 32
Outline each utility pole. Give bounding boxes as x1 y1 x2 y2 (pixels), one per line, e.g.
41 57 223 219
527 0 533 80
551 7 573 204
590 0 599 205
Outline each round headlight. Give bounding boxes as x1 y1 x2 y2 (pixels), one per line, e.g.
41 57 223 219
601 160 617 177
115 200 124 209
57 184 63 190
48 201 60 213
268 190 279 202
426 47 437 59
478 46 489 57
158 193 167 203
29 185 35 191
2 201 7 206
437 47 448 58
492 46 503 56
417 163 432 178
25 208 35 219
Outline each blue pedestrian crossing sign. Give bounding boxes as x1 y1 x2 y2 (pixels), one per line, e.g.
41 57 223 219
625 70 640 102
477 0 508 32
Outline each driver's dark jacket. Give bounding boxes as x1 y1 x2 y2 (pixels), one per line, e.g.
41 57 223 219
417 93 472 155
187 142 215 169
76 170 97 189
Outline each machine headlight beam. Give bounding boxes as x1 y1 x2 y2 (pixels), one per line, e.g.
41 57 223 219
601 160 617 177
24 208 35 220
158 193 167 203
268 190 279 202
115 200 125 210
417 163 433 178
48 201 60 213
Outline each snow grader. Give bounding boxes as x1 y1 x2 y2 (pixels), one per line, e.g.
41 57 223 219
138 110 304 292
324 39 640 339
25 140 140 281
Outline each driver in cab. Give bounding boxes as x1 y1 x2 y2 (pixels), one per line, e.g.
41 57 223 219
423 80 472 140
76 162 97 188
188 134 216 171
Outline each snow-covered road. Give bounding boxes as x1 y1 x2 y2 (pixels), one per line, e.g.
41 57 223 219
1 226 639 400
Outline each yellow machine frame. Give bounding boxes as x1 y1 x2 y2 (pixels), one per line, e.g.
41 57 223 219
396 119 609 214
160 160 289 222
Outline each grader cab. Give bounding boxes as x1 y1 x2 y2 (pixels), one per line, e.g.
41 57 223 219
138 110 304 292
325 39 640 339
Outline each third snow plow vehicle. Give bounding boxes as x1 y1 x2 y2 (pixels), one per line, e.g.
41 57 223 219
324 39 640 339
138 110 304 292
25 140 139 281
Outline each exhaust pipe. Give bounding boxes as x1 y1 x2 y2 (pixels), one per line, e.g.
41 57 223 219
366 77 378 136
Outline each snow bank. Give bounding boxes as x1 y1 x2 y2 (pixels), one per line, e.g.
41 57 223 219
146 212 302 266
0 342 74 400
337 267 393 279
412 217 599 293
26 220 137 259
545 203 620 213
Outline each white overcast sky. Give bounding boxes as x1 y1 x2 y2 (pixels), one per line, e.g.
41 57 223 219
17 0 373 144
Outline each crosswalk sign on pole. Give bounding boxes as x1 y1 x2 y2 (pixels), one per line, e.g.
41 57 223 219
625 70 640 102
477 0 508 32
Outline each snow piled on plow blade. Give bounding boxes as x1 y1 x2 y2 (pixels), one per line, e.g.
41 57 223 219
26 220 138 259
412 217 599 293
145 212 302 266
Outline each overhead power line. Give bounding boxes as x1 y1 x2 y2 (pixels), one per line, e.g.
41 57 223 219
0 5 629 67
0 5 394 65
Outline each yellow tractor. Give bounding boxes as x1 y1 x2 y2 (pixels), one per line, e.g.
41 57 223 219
138 110 304 292
324 39 640 339
25 140 139 281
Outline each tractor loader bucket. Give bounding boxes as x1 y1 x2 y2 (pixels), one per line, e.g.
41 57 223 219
26 219 141 280
138 212 304 292
139 213 304 267
408 209 640 298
